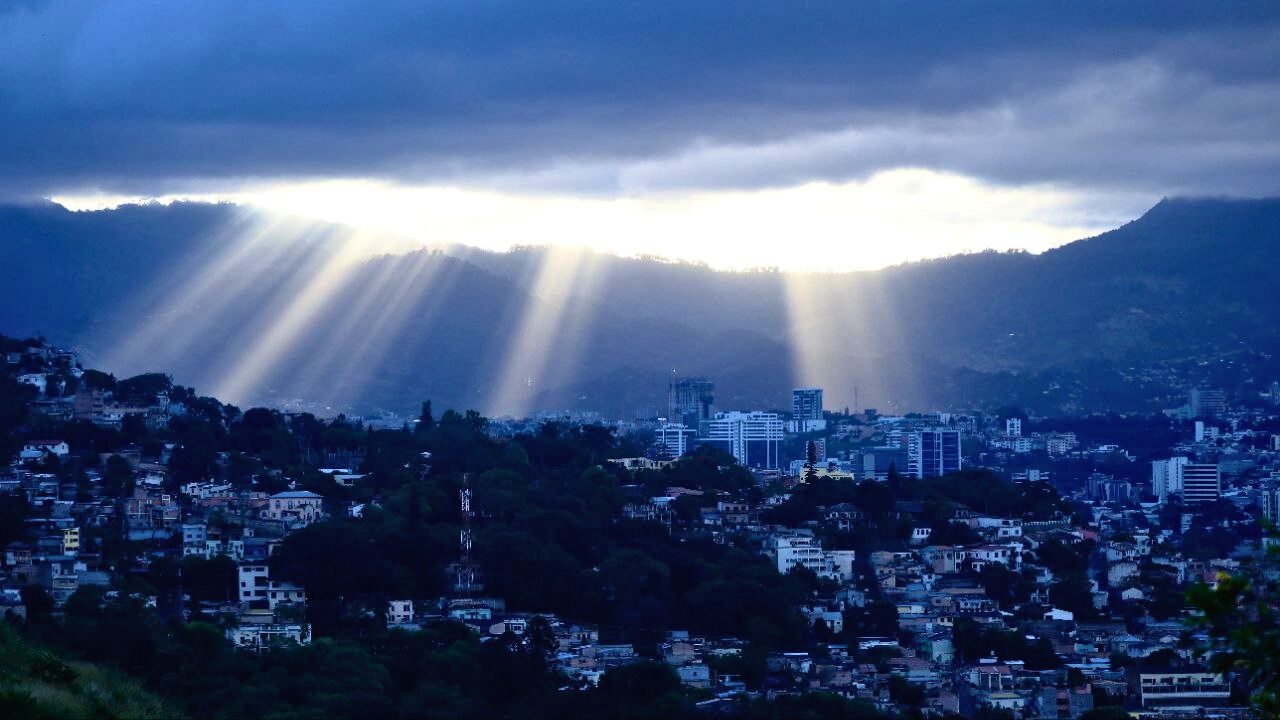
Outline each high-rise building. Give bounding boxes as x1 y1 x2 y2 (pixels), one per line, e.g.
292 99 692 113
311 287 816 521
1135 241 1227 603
1261 483 1280 522
907 429 962 478
1188 388 1227 418
862 448 909 481
653 422 693 459
792 387 824 420
789 387 826 433
1005 418 1022 437
1151 457 1188 502
1181 463 1221 504
673 378 715 429
701 411 783 469
1089 473 1134 503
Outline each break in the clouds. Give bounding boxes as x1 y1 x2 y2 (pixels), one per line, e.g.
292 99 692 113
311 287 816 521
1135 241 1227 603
3 0 1280 201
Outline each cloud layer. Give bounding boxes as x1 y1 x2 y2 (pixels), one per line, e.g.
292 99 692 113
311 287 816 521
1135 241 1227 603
2 1 1279 199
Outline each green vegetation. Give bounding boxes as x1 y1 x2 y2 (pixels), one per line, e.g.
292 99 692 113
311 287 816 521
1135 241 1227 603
0 623 180 719
1186 546 1280 717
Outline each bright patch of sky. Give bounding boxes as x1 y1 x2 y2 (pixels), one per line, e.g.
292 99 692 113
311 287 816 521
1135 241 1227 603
54 168 1151 272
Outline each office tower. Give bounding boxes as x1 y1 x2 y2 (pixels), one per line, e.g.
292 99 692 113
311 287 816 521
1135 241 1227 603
1005 418 1022 437
673 377 715 429
790 387 826 433
1180 463 1221 504
1089 473 1134 503
1151 457 1188 502
1188 388 1227 418
907 429 962 478
809 438 827 463
862 448 909 481
653 421 693 459
1261 484 1280 522
702 411 783 469
792 387 824 420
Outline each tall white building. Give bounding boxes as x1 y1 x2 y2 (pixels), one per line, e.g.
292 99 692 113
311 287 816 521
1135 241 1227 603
1151 457 1188 502
702 411 783 469
1261 484 1280 522
653 421 692 458
1005 418 1022 437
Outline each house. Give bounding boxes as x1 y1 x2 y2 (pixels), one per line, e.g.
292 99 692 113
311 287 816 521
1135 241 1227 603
968 662 1014 692
61 527 79 554
238 563 305 609
263 490 324 527
318 468 367 487
388 599 414 625
968 545 1018 570
1038 685 1093 719
22 439 70 459
1138 668 1230 710
226 620 311 651
762 530 855 582
677 663 712 689
17 373 48 393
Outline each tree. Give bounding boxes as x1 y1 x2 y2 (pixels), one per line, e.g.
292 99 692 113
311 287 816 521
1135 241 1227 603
1187 561 1280 717
523 616 558 670
19 585 54 624
597 661 683 707
978 564 1018 609
1050 572 1096 619
803 441 819 484
888 674 924 707
418 400 435 431
102 454 135 497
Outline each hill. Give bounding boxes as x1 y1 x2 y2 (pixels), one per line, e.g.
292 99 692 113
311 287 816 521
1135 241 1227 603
1 198 1278 417
0 624 180 719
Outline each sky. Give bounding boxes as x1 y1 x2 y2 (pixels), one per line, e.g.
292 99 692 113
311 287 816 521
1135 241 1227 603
6 1 1280 271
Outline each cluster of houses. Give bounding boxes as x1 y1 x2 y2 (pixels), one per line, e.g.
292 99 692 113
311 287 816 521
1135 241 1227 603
1 345 1273 716
596 399 1278 716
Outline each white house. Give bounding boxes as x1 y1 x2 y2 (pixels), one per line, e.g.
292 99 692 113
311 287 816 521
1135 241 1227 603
238 563 305 608
763 530 855 582
23 439 70 459
17 373 48 393
264 490 324 527
226 623 311 651
387 599 414 625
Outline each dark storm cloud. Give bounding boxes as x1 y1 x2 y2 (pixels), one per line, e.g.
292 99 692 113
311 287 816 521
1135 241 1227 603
1 0 1278 197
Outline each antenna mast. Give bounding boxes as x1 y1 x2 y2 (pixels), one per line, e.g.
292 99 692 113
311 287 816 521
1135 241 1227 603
451 474 482 596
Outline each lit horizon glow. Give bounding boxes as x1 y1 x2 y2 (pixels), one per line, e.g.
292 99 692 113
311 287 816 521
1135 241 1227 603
54 168 1158 414
51 168 1150 273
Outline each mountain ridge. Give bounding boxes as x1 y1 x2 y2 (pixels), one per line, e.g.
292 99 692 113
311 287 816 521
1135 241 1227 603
1 197 1277 417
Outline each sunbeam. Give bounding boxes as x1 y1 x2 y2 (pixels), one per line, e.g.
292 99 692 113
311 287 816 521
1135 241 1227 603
96 211 304 377
486 245 606 417
317 250 470 408
209 228 367 405
781 270 919 413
